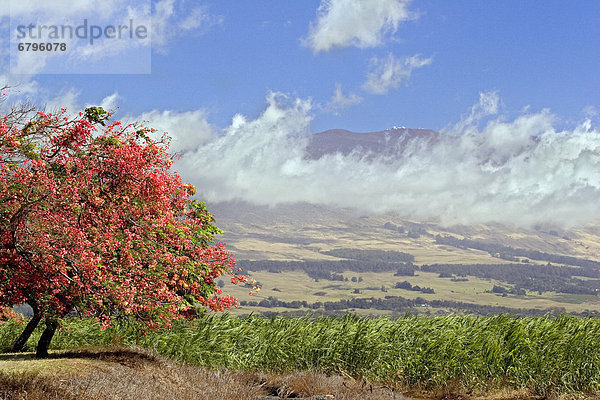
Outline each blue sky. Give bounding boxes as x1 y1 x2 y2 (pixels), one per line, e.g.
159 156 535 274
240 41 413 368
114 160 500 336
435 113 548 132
2 1 600 226
4 0 599 132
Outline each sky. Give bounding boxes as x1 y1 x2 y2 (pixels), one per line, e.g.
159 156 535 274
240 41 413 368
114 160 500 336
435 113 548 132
1 0 600 227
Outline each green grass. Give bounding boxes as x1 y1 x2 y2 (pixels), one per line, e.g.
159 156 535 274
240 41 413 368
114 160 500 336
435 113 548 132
3 313 600 397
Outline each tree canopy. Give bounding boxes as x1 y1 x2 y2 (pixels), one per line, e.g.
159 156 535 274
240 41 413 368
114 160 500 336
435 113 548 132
0 102 249 356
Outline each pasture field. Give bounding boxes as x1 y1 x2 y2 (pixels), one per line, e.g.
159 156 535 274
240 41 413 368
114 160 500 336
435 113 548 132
224 269 600 316
211 204 600 317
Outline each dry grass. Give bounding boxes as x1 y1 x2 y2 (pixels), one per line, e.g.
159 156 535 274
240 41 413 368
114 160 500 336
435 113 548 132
246 370 410 399
0 346 407 400
0 347 263 400
0 346 581 400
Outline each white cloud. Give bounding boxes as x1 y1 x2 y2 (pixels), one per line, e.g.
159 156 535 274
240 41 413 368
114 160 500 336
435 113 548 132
152 1 222 53
362 53 432 94
43 88 82 112
97 93 120 112
0 82 216 155
180 7 218 30
26 87 118 117
0 74 38 97
583 105 598 119
4 0 120 19
175 92 600 228
326 83 363 115
0 78 40 115
444 90 501 134
177 92 312 202
72 5 152 63
303 0 416 53
132 109 217 154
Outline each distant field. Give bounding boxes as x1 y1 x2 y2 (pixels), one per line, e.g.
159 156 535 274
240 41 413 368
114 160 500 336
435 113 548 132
227 236 518 265
210 202 600 316
224 269 599 316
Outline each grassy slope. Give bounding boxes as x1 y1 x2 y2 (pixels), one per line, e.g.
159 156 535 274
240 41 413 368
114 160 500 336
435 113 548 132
211 202 600 263
0 347 432 400
208 202 600 315
3 313 600 399
0 347 269 400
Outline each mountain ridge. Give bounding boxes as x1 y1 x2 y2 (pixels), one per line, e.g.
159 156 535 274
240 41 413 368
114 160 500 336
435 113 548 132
305 127 439 159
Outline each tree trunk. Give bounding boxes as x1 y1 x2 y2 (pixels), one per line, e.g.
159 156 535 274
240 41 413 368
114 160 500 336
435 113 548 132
35 319 58 358
11 308 41 353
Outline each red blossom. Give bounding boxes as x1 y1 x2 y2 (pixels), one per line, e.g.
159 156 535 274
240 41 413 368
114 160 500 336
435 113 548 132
0 105 249 330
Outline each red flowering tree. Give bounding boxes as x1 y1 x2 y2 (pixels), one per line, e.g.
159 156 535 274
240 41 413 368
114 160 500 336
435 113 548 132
0 104 247 357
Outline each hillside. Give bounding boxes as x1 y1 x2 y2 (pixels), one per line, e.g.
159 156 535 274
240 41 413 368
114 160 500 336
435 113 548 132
199 127 600 317
206 187 600 316
210 201 600 263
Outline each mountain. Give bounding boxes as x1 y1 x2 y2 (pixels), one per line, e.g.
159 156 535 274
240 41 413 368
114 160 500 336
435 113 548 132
208 127 600 265
209 200 600 263
304 127 439 159
204 128 600 316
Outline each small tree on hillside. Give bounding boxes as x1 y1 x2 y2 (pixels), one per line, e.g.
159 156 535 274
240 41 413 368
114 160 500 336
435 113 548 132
0 102 250 357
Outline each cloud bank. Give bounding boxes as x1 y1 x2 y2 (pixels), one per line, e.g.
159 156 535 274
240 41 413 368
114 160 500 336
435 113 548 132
175 92 600 228
303 0 415 53
134 109 217 154
6 86 598 229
